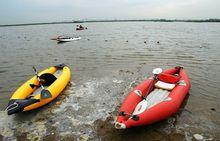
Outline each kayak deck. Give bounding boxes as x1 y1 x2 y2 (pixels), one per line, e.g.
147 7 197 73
133 89 170 115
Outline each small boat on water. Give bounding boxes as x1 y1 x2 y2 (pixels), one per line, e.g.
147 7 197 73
115 66 191 129
76 25 87 30
57 36 81 42
51 35 81 42
76 27 86 30
6 64 71 115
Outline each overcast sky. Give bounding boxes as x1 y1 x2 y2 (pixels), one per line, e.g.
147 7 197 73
0 0 219 24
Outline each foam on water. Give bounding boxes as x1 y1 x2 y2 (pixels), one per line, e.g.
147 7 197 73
0 111 47 141
49 78 126 138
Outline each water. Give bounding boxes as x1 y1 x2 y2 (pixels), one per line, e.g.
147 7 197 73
0 22 220 141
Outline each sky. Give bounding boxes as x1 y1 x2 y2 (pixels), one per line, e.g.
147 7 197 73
0 0 219 24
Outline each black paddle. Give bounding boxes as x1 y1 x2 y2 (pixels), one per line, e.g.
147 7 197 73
142 68 162 99
33 66 52 99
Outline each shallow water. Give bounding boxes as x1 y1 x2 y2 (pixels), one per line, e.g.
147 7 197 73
0 22 220 141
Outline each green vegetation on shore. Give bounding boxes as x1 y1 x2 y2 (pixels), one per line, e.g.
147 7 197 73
0 19 220 27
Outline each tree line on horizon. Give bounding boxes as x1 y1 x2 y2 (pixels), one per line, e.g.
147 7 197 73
1 18 220 27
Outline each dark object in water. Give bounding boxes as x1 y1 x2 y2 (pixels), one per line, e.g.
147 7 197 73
157 41 160 44
211 108 216 111
76 25 87 30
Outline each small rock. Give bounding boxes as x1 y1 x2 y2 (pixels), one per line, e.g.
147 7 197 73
193 134 203 140
79 134 89 141
56 101 61 106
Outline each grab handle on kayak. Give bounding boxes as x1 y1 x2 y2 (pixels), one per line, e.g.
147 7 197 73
5 102 19 112
6 99 40 115
118 111 139 121
54 63 66 69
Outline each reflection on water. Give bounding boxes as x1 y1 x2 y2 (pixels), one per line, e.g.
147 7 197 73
0 22 220 140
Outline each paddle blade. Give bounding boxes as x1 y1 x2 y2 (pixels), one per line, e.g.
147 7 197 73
41 89 52 99
152 68 162 75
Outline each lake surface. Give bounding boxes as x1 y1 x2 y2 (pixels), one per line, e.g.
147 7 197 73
0 22 220 141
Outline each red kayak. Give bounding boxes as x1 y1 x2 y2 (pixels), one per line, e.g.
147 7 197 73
115 67 191 129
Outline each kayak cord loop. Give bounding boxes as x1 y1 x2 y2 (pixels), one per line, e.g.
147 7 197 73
6 99 40 115
5 102 19 112
118 111 139 121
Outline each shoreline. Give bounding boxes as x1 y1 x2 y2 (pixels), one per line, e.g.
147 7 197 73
0 19 220 27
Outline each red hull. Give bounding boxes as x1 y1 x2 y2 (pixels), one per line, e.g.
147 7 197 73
115 67 191 129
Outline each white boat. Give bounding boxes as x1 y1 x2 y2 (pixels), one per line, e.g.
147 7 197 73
56 36 81 42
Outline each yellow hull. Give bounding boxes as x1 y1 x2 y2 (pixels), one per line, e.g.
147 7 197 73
9 65 71 111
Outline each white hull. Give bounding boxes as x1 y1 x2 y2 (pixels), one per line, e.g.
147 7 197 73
57 37 81 42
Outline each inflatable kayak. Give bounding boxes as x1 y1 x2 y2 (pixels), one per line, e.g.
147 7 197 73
6 64 71 115
115 67 191 129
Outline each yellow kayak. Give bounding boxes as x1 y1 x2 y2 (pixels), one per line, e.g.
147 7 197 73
6 64 71 115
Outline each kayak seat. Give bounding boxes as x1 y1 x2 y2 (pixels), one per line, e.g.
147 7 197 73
39 73 57 86
155 73 181 90
155 81 175 90
158 73 180 84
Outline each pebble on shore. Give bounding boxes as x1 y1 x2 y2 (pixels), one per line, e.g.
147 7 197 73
193 134 204 140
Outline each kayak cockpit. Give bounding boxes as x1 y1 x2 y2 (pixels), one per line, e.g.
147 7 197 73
132 89 171 115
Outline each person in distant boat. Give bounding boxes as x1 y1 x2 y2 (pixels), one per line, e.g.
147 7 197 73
79 25 83 28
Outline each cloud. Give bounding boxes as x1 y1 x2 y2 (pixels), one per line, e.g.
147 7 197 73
0 0 219 24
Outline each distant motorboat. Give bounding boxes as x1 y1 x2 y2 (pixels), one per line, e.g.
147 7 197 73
51 35 81 42
76 25 87 30
57 36 81 42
